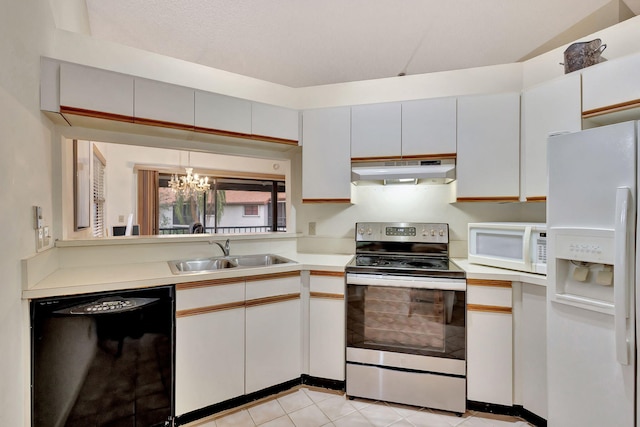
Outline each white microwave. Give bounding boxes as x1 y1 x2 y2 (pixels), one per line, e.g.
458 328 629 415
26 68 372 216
468 222 547 275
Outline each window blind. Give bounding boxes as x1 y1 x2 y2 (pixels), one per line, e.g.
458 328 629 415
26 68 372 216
92 149 106 237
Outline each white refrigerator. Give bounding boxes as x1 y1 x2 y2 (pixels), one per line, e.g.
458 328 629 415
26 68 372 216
547 121 637 427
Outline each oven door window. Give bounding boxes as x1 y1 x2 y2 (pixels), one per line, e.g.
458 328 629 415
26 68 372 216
347 284 465 359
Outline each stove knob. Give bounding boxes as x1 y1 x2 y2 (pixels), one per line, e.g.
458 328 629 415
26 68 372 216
366 228 373 235
421 228 427 237
430 230 435 237
439 230 445 236
357 227 364 235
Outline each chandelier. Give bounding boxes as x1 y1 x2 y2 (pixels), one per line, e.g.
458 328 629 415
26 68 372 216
169 167 211 196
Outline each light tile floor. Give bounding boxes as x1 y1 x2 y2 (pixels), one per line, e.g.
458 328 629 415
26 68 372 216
185 386 535 427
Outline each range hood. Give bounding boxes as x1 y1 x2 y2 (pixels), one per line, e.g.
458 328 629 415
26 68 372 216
351 159 456 184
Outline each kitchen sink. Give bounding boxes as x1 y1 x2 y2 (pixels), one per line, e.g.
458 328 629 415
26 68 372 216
229 254 294 267
168 258 237 274
168 254 296 274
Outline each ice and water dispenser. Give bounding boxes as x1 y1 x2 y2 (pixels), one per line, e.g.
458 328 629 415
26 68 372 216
549 228 618 314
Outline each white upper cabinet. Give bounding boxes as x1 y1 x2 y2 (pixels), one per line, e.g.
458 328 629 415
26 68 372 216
134 78 194 128
194 91 252 135
521 73 581 201
251 102 300 142
401 97 457 157
582 52 640 124
351 102 402 159
456 92 521 202
59 62 134 119
301 107 352 202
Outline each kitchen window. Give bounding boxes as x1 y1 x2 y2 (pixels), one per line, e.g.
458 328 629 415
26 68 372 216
154 175 286 235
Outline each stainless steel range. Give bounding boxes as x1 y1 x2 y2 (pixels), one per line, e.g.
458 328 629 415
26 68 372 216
345 222 466 414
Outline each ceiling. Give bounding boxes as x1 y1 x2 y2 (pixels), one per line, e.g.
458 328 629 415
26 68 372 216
81 0 638 88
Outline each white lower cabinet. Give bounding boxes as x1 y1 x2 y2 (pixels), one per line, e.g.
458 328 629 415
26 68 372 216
245 273 302 394
521 283 547 419
308 272 345 381
466 279 513 406
175 279 245 416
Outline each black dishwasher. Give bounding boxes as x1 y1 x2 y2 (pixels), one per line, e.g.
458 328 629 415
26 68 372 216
31 286 175 427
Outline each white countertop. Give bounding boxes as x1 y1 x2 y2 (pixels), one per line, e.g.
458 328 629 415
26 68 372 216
453 258 547 287
22 252 354 299
23 252 545 300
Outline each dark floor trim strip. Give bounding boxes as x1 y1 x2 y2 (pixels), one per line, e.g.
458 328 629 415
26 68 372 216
467 401 547 427
301 374 345 391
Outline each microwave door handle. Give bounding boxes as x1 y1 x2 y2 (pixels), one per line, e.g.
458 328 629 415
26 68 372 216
523 226 532 269
614 186 632 365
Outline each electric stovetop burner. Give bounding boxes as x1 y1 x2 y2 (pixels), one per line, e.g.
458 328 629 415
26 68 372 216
346 222 465 279
354 255 449 270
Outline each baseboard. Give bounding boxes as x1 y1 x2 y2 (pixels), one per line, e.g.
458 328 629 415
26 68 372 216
467 401 547 427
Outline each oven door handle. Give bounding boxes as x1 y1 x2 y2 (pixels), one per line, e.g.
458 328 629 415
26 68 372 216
346 274 466 291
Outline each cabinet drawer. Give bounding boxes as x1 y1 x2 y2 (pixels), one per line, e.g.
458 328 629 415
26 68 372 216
245 272 301 300
176 280 244 312
467 279 512 308
310 271 345 296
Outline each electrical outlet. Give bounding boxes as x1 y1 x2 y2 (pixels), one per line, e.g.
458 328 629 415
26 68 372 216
118 215 125 223
308 222 316 236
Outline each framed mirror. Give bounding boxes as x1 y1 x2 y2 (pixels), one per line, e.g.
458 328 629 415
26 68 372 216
73 139 91 230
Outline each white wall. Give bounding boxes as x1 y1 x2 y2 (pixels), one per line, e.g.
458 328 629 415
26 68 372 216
291 152 546 257
0 1 59 425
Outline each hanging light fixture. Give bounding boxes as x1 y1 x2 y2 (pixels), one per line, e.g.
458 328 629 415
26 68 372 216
169 152 211 196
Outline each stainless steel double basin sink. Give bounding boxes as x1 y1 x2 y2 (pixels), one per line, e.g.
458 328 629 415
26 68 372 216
168 254 296 275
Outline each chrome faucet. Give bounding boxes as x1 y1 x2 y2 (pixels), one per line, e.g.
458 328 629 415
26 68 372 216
210 239 230 256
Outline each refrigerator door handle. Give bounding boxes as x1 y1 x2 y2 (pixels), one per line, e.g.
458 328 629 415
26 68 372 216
614 186 631 365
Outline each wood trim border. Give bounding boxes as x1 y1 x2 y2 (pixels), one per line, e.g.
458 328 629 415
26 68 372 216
250 134 299 146
310 271 345 278
246 293 300 307
582 99 640 118
310 292 344 300
525 196 547 202
401 153 457 160
351 156 403 163
467 304 512 314
467 279 512 288
60 106 134 123
302 199 352 204
244 271 301 282
194 126 253 140
456 196 520 203
176 300 245 318
134 117 195 132
176 277 245 290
